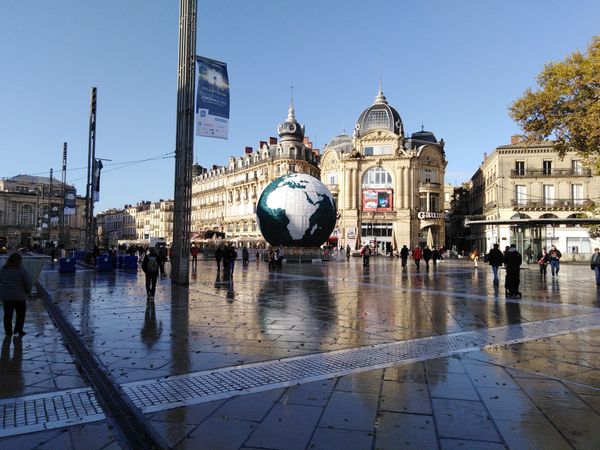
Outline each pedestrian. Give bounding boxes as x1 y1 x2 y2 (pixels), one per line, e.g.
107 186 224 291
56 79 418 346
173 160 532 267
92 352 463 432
360 245 371 268
242 247 249 266
591 248 600 287
525 246 534 264
256 249 260 265
470 248 479 267
537 248 550 277
277 245 284 268
215 245 223 271
191 244 199 265
157 244 167 275
423 246 432 270
549 245 562 276
346 244 351 261
400 245 409 268
142 247 160 301
432 248 441 267
504 243 522 298
0 253 32 336
413 246 422 270
227 245 238 275
487 243 504 285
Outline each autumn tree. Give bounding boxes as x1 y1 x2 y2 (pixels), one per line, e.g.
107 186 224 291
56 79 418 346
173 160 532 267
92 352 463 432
510 36 600 169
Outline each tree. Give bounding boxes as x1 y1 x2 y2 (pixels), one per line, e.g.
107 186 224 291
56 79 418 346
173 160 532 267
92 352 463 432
510 36 600 168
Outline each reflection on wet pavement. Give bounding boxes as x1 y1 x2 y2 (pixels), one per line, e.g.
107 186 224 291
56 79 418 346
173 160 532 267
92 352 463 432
1 258 599 448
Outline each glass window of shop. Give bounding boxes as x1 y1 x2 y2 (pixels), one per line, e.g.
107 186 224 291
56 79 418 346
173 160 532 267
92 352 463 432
361 222 393 237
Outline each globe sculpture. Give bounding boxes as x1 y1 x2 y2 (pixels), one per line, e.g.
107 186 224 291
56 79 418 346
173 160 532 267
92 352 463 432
256 173 337 247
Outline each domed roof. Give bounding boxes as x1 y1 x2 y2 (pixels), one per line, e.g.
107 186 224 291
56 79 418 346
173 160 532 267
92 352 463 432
411 130 438 143
277 103 305 142
325 134 353 154
355 88 403 136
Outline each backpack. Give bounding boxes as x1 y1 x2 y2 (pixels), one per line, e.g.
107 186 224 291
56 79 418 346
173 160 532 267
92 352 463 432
146 255 159 273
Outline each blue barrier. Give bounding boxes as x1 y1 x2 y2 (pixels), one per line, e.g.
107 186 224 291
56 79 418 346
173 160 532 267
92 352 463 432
59 258 76 273
122 255 138 270
96 255 113 272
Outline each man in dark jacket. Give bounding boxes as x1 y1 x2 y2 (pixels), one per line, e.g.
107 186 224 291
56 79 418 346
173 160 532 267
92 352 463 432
142 247 160 301
487 243 504 286
504 244 522 298
215 245 223 271
400 245 409 268
0 253 32 336
423 246 432 270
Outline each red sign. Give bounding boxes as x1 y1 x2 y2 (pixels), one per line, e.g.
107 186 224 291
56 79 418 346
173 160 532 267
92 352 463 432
362 189 393 211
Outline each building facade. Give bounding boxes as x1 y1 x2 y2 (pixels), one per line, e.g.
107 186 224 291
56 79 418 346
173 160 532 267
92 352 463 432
463 136 599 258
320 89 447 254
0 175 85 249
191 105 320 239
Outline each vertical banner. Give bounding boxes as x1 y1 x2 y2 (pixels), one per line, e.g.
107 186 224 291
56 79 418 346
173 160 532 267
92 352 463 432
64 187 76 215
93 159 103 202
196 56 229 139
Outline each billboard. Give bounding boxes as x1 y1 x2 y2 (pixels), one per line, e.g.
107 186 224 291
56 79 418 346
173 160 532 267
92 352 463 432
196 56 230 139
64 187 76 215
362 189 393 212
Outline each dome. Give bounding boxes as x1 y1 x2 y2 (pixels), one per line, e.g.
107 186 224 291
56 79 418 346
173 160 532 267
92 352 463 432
325 134 353 154
411 130 438 143
355 88 403 136
277 104 305 142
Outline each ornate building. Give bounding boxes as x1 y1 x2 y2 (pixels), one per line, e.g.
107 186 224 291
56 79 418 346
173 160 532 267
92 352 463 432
462 136 600 258
320 88 447 253
191 105 320 238
0 175 85 249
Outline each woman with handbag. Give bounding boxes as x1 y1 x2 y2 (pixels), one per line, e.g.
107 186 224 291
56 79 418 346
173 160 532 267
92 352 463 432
0 253 32 336
537 248 550 278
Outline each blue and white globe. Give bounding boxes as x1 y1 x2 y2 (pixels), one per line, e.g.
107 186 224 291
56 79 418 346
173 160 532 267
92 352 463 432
256 173 336 247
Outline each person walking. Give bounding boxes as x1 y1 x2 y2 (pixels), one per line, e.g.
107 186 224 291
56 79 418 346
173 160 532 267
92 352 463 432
549 245 562 277
242 247 249 266
215 245 223 272
423 246 432 270
361 245 371 268
537 248 550 278
487 243 504 286
470 248 479 267
226 245 237 276
504 244 522 298
591 248 600 286
432 248 441 267
190 245 199 266
142 247 160 301
413 246 422 270
346 244 351 261
0 253 32 336
400 245 409 268
157 244 167 275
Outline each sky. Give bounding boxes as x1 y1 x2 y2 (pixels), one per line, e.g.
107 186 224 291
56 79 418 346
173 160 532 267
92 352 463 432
1 0 599 212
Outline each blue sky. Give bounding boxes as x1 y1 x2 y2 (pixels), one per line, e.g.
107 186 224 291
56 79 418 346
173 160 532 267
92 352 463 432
1 0 598 212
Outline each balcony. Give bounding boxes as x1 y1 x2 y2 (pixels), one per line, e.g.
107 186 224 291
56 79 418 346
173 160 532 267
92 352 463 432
510 168 591 178
418 181 442 190
511 198 594 210
483 201 497 212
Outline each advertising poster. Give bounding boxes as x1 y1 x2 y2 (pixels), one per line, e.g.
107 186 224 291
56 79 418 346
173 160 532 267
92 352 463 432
64 187 76 215
92 159 103 203
362 189 393 211
196 56 230 139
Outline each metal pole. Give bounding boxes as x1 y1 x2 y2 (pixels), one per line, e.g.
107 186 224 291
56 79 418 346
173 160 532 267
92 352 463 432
84 87 97 255
171 0 197 285
49 168 53 245
60 142 67 248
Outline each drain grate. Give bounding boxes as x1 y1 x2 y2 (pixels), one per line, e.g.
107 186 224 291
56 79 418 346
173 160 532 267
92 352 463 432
122 312 600 413
0 388 103 437
2 312 599 437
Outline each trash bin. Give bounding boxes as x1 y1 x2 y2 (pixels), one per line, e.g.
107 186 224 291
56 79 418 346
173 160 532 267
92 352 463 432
122 255 138 270
59 257 76 273
96 254 113 272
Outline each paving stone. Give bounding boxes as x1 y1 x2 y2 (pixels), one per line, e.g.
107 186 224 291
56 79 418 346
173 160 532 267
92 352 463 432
279 378 336 407
427 372 480 401
215 389 284 422
380 381 432 415
495 419 571 450
176 417 255 450
440 438 506 450
374 411 437 450
309 427 373 450
318 391 379 431
432 398 501 442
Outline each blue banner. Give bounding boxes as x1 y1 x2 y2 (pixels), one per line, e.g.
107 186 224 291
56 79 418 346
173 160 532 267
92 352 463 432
64 186 76 215
196 56 229 139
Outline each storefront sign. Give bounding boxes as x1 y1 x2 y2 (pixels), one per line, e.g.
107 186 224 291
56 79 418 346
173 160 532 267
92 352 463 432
362 189 393 211
417 211 445 220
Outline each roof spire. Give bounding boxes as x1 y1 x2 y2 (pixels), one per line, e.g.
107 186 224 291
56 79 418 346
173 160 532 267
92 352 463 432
287 82 296 122
421 122 424 132
374 77 387 105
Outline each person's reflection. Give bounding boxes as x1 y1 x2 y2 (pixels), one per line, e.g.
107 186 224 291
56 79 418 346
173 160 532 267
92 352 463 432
0 336 24 395
226 279 235 301
191 263 197 279
140 303 162 349
505 299 522 325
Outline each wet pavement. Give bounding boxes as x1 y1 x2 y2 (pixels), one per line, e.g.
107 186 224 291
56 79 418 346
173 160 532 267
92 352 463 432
2 257 600 449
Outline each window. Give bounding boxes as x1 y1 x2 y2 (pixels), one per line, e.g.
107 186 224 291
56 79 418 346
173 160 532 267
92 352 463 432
364 110 389 131
572 160 583 174
288 164 296 173
327 172 338 185
421 168 438 184
429 193 440 212
515 161 525 176
364 145 392 156
516 185 527 206
19 204 33 225
362 167 392 187
543 185 555 206
572 184 583 206
444 192 451 202
543 160 552 175
419 194 427 211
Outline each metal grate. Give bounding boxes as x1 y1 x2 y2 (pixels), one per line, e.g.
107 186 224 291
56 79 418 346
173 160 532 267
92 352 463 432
122 312 600 413
0 388 103 437
2 312 599 437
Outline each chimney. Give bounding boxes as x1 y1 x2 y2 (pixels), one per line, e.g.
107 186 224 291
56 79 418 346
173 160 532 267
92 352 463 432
212 164 218 170
259 141 267 149
483 152 487 160
244 146 253 154
510 135 522 145
312 148 320 156
269 136 278 145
